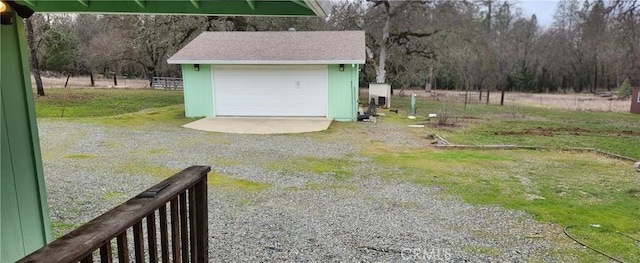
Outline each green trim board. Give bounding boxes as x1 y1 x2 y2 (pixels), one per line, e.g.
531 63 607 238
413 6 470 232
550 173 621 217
15 0 329 16
1 18 52 263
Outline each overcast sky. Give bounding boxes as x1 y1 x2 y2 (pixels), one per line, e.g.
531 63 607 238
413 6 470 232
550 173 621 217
518 0 559 28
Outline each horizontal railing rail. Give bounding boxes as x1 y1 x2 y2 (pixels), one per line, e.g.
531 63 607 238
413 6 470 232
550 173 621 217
152 77 183 90
19 165 210 263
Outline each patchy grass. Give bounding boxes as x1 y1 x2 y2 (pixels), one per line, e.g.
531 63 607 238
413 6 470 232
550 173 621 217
207 172 269 192
34 88 183 118
117 161 179 180
463 245 501 257
51 221 81 239
64 154 97 159
148 148 169 154
265 156 356 180
365 147 640 262
211 158 245 166
86 105 192 127
37 88 640 261
104 191 127 201
388 96 640 159
301 182 357 191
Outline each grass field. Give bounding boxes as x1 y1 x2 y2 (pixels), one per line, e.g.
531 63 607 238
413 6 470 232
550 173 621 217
35 88 640 262
383 96 640 159
34 88 183 118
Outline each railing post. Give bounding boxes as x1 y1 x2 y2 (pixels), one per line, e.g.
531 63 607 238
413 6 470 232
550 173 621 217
195 173 209 263
179 192 189 263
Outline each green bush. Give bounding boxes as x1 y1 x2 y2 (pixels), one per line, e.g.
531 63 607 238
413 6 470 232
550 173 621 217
618 78 632 98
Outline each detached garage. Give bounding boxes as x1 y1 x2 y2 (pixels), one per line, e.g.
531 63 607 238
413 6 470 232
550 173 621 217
167 31 365 121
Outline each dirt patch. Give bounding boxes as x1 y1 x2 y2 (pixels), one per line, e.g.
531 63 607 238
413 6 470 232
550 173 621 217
494 127 640 137
411 115 486 131
422 123 461 131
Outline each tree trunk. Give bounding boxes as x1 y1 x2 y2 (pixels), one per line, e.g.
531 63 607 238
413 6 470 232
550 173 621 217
500 86 505 106
434 76 437 90
425 64 433 92
113 64 119 86
375 5 392 84
25 16 45 96
90 72 95 87
487 0 492 33
464 82 469 109
147 68 156 87
486 87 490 104
593 59 598 93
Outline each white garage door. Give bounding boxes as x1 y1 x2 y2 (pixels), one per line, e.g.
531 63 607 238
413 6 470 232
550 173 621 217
213 65 328 117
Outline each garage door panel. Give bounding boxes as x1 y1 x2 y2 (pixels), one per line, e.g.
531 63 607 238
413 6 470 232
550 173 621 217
213 65 328 117
223 106 324 116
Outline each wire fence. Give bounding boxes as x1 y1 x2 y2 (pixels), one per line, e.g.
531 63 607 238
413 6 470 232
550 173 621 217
361 88 632 112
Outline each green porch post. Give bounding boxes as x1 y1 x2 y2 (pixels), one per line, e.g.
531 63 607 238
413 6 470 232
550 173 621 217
1 11 52 262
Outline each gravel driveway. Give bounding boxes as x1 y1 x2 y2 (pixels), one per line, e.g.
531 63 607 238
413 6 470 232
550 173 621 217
38 119 563 262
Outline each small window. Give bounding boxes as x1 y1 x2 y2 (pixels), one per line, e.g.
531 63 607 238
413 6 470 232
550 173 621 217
638 91 640 103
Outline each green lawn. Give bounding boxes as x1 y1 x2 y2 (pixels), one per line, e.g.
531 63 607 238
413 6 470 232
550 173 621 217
37 89 640 261
366 147 639 262
34 88 191 126
34 88 184 118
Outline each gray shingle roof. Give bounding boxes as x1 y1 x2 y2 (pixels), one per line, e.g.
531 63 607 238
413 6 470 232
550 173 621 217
167 31 365 64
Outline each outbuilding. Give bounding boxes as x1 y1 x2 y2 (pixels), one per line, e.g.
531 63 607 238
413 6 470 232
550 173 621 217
167 31 365 121
631 87 640 114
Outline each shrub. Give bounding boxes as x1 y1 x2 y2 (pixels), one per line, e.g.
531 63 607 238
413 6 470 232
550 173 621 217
618 78 632 98
436 103 454 126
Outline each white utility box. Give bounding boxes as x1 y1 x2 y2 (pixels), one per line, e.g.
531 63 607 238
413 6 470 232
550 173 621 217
369 83 391 108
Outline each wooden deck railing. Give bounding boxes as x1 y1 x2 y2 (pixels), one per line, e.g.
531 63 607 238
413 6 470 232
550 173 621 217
19 165 211 263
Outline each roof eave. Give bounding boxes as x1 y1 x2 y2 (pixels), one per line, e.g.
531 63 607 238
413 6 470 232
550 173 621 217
167 59 366 65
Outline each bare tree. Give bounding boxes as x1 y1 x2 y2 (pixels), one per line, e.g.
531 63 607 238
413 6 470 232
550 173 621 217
25 15 45 96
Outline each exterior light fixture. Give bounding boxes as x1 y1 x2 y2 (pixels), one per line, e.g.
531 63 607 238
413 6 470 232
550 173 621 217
339 64 344 71
194 64 200 71
1 1 35 25
1 1 12 25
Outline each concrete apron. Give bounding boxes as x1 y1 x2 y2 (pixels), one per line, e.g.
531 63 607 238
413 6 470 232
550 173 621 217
182 117 333 134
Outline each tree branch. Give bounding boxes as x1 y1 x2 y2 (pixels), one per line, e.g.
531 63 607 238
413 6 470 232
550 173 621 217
365 45 379 69
406 49 437 60
391 30 442 41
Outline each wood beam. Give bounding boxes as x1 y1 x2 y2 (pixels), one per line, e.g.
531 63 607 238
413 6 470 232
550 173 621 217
76 0 89 7
189 0 199 9
246 0 255 10
291 0 308 8
21 0 37 9
133 0 145 8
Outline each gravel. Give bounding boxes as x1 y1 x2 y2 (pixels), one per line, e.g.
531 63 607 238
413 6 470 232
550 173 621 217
39 119 562 262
